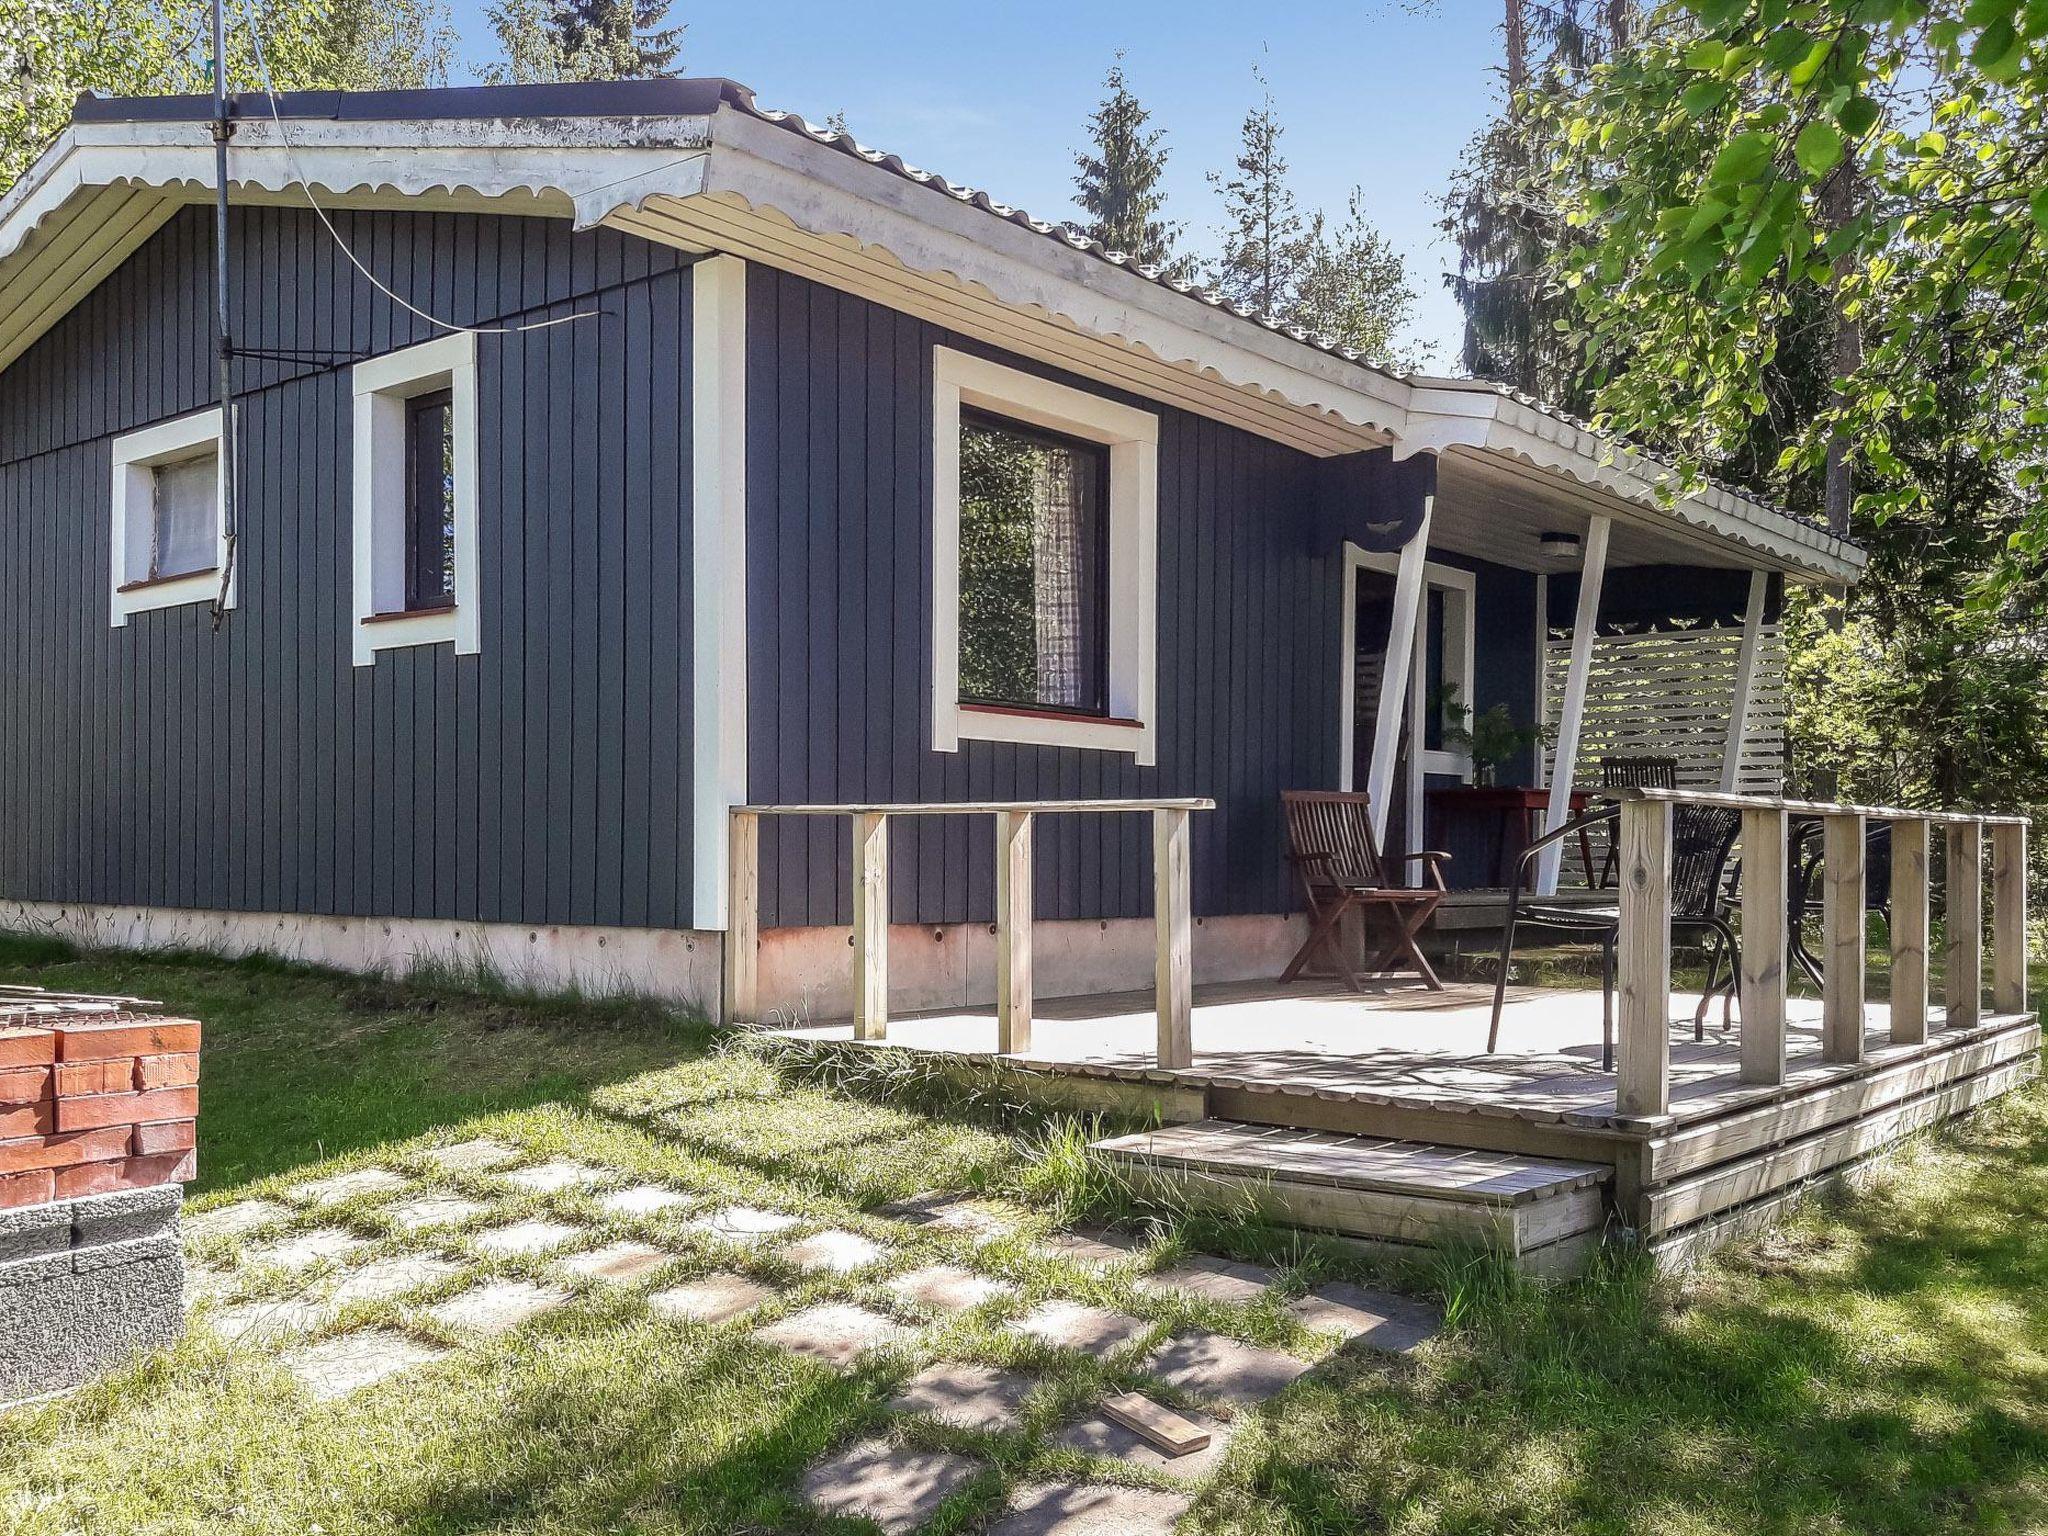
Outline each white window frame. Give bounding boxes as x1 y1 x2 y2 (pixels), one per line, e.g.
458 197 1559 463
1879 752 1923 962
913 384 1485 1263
931 346 1159 765
351 332 480 667
1339 544 1476 876
109 408 231 625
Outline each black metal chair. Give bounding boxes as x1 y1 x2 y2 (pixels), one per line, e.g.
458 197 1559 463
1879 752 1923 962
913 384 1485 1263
1596 756 1679 888
1487 801 1744 1069
1787 818 1892 990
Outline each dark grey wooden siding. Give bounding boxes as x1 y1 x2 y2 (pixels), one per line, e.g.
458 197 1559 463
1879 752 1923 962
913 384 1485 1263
744 266 1395 928
0 204 701 929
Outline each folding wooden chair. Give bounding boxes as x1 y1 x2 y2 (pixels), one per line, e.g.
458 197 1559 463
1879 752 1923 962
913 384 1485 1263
1280 790 1451 991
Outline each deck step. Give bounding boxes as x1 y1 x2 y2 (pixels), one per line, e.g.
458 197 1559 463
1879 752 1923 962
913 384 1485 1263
1092 1120 1613 1274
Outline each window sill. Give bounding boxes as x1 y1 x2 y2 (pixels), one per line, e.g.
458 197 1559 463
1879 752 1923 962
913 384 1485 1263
959 701 1142 730
117 566 218 595
361 603 457 626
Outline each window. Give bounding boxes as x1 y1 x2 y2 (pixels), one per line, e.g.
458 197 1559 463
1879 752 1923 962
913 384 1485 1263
958 410 1111 717
109 408 231 625
932 348 1158 763
352 333 478 666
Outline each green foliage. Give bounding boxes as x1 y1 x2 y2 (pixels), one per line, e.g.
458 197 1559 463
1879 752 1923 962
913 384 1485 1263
479 0 682 83
1071 55 1196 283
956 420 1044 707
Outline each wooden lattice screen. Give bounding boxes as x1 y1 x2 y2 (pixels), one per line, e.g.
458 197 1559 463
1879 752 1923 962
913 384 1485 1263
1541 623 1786 793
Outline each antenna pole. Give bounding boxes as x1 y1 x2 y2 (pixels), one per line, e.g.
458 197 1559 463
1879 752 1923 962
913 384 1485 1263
209 0 238 627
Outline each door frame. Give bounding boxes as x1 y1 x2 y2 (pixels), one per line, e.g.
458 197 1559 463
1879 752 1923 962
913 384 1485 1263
1338 542 1476 869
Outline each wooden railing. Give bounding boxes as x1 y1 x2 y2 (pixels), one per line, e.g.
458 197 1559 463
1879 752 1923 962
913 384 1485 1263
1611 788 2030 1118
722 798 1216 1069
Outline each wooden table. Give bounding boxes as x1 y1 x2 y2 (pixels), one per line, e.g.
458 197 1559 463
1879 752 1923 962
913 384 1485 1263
1426 785 1599 889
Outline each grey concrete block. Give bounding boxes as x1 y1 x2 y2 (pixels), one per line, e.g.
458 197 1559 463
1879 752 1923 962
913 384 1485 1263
73 1232 182 1275
0 1200 71 1265
0 1225 183 1406
69 1184 181 1249
0 1249 74 1287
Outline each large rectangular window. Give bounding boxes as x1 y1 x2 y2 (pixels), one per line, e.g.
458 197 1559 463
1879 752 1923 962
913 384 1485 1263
957 409 1110 717
404 388 456 612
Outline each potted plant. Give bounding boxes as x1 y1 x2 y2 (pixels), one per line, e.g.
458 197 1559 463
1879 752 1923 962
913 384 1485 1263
1432 686 1553 787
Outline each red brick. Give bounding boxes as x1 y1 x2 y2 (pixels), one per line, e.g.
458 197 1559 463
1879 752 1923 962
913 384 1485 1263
0 1027 56 1069
0 1065 52 1104
133 1052 199 1091
0 1167 53 1209
53 1085 198 1133
0 1125 132 1174
53 1059 133 1097
54 1018 200 1062
54 1149 195 1199
0 1100 54 1139
131 1119 195 1156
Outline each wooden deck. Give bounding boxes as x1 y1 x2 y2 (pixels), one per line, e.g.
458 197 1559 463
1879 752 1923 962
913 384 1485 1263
773 977 2039 1271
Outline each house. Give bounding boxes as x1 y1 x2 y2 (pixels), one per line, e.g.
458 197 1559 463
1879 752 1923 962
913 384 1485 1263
0 78 1862 1017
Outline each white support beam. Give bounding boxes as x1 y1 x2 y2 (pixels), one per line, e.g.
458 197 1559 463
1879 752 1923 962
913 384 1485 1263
1363 495 1435 846
1719 569 1769 793
1538 514 1611 893
691 254 749 929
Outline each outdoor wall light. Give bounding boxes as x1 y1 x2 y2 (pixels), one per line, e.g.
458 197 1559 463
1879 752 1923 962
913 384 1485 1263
1538 530 1583 561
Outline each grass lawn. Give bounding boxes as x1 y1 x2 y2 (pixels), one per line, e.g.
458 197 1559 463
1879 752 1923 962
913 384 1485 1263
1 934 2045 1534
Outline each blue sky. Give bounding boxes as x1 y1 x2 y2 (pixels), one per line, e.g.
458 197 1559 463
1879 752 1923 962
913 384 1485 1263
446 0 1509 364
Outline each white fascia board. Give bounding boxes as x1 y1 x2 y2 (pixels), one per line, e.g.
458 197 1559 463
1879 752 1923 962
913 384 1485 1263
691 107 1415 443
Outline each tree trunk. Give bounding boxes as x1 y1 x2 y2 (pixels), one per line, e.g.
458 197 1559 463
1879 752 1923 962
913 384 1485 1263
1505 0 1529 100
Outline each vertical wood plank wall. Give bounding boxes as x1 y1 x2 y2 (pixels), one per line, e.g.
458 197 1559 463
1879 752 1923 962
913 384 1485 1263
0 206 699 930
742 265 1389 930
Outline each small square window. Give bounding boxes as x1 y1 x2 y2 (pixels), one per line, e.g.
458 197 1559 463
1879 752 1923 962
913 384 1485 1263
958 409 1111 717
109 408 229 625
352 333 479 666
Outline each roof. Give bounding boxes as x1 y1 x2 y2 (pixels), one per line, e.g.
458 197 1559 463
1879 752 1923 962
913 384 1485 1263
5 79 1863 583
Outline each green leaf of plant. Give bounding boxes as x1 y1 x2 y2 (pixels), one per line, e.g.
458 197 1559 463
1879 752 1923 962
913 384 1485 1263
1795 119 1846 176
1711 132 1776 185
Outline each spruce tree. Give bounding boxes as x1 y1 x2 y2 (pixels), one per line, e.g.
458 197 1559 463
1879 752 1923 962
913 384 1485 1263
482 0 682 84
1072 56 1193 281
1205 70 1311 319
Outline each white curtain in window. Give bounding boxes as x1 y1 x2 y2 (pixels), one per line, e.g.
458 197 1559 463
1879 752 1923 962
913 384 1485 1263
150 453 217 578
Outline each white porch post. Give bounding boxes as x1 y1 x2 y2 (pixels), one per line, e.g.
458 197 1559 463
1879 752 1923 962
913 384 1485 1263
1538 514 1610 894
1719 569 1769 793
1363 495 1435 846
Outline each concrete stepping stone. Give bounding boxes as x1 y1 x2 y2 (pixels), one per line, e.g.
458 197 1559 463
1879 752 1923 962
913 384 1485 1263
183 1264 232 1311
329 1255 465 1307
780 1228 887 1275
1143 1330 1309 1407
556 1240 672 1285
801 1438 982 1535
287 1168 409 1205
755 1303 911 1367
1011 1299 1151 1355
889 1361 1036 1432
473 1218 583 1257
877 1191 1019 1239
206 1295 331 1343
245 1228 370 1272
1053 1404 1233 1480
284 1330 447 1400
989 1482 1190 1535
1136 1255 1278 1307
1034 1228 1143 1268
1285 1281 1441 1353
887 1263 1014 1314
185 1200 289 1241
689 1205 800 1244
421 1138 522 1173
597 1183 695 1219
502 1158 609 1194
387 1195 489 1232
647 1271 772 1325
425 1279 570 1336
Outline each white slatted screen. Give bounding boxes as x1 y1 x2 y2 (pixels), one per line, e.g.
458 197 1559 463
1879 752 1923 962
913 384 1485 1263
1542 624 1785 793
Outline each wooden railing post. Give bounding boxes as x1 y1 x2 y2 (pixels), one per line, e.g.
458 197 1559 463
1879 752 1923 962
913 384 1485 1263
1153 806 1193 1070
722 810 759 1025
1616 796 1672 1118
1992 821 2028 1016
1738 804 1787 1085
851 811 889 1042
1946 820 1983 1029
1890 817 1930 1044
995 810 1034 1054
1822 812 1867 1062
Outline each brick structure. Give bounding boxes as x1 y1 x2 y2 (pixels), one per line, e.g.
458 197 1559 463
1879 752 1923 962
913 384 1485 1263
0 993 198 1404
